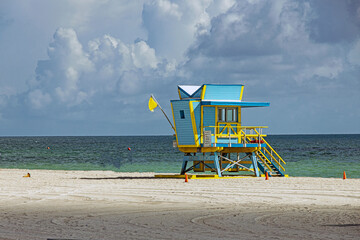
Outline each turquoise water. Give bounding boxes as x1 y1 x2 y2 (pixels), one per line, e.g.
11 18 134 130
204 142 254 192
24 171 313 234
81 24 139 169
0 135 359 178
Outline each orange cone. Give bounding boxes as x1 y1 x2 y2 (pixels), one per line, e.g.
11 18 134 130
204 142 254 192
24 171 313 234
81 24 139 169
23 173 31 178
265 172 269 180
185 173 188 182
343 171 346 180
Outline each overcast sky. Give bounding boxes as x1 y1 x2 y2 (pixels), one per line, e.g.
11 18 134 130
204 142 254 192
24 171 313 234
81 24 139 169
0 0 359 136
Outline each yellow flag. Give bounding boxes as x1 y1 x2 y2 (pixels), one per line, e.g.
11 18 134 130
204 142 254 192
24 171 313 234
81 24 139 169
148 96 158 112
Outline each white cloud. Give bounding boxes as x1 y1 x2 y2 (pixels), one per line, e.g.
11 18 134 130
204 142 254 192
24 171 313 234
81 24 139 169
348 39 360 66
131 41 158 69
142 0 235 60
1 0 360 135
308 0 360 43
28 89 52 109
32 28 94 107
118 71 142 95
29 27 175 109
313 59 343 79
206 0 236 16
155 0 182 19
185 0 356 91
48 28 94 71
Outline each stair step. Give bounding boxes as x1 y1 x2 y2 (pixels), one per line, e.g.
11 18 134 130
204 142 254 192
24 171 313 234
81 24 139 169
256 151 285 177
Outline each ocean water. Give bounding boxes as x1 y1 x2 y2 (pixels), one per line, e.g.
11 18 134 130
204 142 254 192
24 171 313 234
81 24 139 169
0 135 359 178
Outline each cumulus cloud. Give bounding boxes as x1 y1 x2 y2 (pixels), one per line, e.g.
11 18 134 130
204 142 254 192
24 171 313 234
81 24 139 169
189 1 313 58
28 27 175 110
142 0 235 60
86 34 175 97
28 89 52 109
29 0 360 109
177 0 360 133
308 0 360 43
2 0 359 135
348 39 360 66
184 0 359 92
30 28 94 107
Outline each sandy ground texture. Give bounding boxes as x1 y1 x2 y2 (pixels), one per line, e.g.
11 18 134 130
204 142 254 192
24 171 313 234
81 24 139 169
0 169 359 240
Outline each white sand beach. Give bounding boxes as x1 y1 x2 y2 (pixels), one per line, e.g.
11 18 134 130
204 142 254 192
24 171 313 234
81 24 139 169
0 169 359 240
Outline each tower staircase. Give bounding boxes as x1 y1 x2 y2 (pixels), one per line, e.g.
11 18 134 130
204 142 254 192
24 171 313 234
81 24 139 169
247 136 286 177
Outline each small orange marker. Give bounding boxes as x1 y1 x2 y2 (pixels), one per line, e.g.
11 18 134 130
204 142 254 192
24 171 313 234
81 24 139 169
343 171 346 180
185 173 188 182
47 147 50 150
265 172 269 180
23 173 31 178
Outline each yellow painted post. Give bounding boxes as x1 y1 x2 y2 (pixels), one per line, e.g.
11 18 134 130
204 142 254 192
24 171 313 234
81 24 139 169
201 85 207 100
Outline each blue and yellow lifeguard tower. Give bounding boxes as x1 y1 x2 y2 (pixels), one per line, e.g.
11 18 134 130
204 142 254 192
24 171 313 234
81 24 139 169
169 84 286 177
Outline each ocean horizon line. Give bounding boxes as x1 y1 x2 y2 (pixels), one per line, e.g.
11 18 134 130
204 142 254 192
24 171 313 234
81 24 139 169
0 133 359 137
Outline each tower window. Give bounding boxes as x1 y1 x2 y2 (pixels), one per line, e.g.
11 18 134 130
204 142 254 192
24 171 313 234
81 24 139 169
180 110 185 119
218 108 237 122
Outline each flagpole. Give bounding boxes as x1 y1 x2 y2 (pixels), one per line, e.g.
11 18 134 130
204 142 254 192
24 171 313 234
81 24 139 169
151 94 175 132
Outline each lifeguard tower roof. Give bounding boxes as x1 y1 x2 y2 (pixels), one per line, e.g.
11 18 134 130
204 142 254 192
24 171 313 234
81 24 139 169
167 83 286 178
177 84 269 107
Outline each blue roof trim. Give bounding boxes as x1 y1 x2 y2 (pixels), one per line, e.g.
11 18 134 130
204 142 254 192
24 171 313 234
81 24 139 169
201 101 269 107
204 84 244 86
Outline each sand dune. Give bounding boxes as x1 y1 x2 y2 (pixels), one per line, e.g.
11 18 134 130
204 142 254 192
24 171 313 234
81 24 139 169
0 169 359 240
